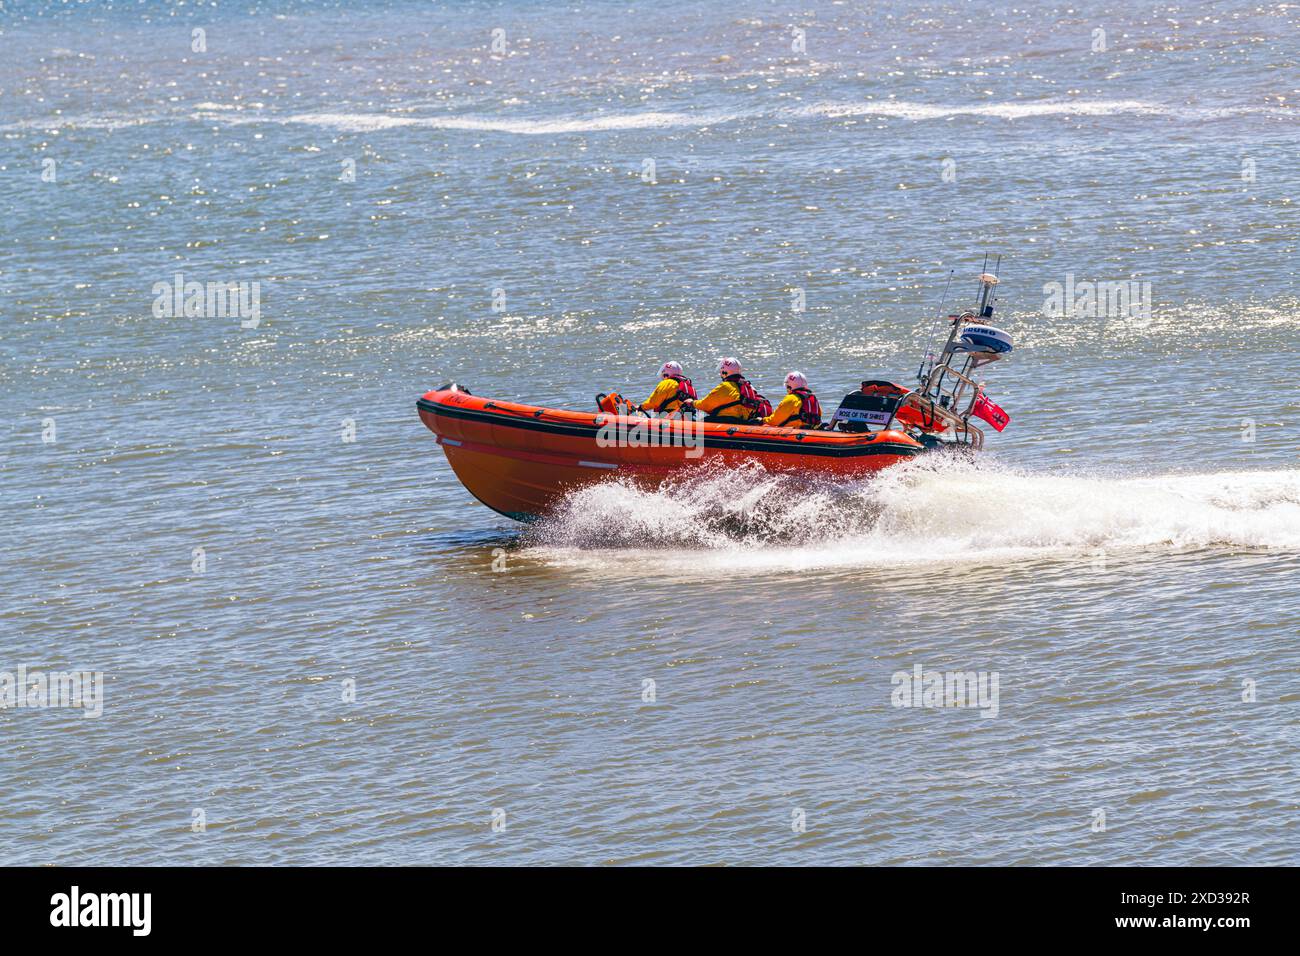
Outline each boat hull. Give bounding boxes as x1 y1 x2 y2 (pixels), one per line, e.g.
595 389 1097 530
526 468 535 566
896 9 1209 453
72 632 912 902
417 387 923 521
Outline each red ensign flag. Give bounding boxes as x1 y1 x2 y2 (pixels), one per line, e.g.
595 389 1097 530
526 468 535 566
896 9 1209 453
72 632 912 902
972 392 1010 432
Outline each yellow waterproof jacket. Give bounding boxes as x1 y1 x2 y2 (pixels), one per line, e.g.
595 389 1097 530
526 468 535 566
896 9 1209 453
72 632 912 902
641 377 690 413
693 380 750 420
763 392 804 427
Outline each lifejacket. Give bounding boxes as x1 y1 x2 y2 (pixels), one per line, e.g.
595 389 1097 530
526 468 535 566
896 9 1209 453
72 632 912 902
712 375 772 420
790 388 822 427
653 375 697 413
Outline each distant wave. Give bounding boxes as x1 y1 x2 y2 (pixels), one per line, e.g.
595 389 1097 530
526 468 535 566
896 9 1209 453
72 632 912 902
525 460 1300 572
274 99 1291 133
0 113 157 131
807 99 1295 121
1 109 717 134
3 99 1289 134
277 109 731 134
803 99 1174 120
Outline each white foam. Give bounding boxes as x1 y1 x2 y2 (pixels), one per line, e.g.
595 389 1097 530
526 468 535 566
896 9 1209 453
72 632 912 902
525 461 1300 573
806 98 1166 121
0 113 156 131
802 99 1293 122
252 99 1298 135
8 99 1289 135
279 109 728 134
271 99 1241 134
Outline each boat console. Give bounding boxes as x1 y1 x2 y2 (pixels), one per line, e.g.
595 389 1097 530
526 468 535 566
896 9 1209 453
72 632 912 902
830 267 1013 451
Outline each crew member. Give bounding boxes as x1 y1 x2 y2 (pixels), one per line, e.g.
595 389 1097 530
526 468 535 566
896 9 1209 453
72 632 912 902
763 371 822 428
693 357 770 422
639 361 697 414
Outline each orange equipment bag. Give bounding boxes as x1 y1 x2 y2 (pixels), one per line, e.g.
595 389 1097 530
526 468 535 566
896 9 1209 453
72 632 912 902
596 391 637 415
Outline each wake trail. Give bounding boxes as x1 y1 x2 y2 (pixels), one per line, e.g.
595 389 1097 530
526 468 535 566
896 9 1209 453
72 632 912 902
523 459 1300 571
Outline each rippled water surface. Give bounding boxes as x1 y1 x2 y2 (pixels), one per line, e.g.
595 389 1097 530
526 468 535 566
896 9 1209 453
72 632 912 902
1 0 1297 865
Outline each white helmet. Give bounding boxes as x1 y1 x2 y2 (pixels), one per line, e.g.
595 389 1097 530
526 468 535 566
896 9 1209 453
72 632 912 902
719 357 743 377
659 360 684 379
785 371 808 391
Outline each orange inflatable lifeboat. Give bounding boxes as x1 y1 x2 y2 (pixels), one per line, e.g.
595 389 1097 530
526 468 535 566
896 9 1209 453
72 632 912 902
417 385 926 521
419 269 1015 521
